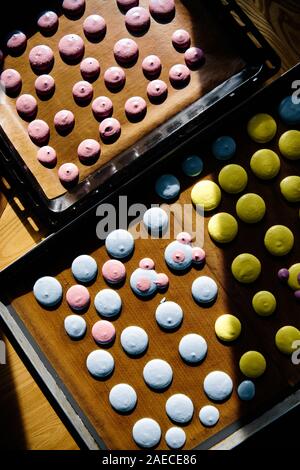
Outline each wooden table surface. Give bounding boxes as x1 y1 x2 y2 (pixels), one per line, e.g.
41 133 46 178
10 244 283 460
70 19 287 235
0 0 299 450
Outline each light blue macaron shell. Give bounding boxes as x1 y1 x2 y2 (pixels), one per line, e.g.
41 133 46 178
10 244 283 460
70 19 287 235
192 275 218 304
203 371 233 401
33 276 63 307
155 301 183 330
86 350 114 378
105 229 134 259
64 315 87 339
94 289 122 317
71 255 98 283
130 268 158 297
164 241 193 271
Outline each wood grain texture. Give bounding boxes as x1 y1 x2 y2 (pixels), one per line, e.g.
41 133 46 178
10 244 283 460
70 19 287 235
0 333 78 450
237 0 300 72
0 0 244 200
0 0 300 451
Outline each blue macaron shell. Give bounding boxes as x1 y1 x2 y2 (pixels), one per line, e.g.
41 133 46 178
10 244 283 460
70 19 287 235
237 380 256 401
155 174 181 200
181 155 204 177
212 136 236 160
278 96 300 125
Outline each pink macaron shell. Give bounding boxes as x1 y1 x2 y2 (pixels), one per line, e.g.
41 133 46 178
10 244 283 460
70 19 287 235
176 232 192 244
77 139 101 164
172 29 191 51
62 0 85 17
29 45 54 73
37 146 57 167
139 258 155 270
80 57 100 81
99 118 121 143
72 80 93 104
117 0 139 12
92 320 116 344
54 110 75 134
104 66 126 91
136 277 151 292
169 64 190 88
125 7 150 33
35 74 55 97
58 34 85 62
6 31 27 55
58 163 79 186
172 250 186 263
155 273 169 288
102 260 126 284
192 247 206 264
114 38 139 65
149 0 175 20
184 47 205 70
142 55 162 79
83 15 106 39
0 69 22 94
66 284 90 310
37 11 59 35
125 96 147 122
16 94 37 120
92 96 113 121
28 119 50 146
147 79 168 103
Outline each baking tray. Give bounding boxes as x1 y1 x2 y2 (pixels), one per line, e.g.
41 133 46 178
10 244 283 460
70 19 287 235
0 63 299 450
0 0 280 225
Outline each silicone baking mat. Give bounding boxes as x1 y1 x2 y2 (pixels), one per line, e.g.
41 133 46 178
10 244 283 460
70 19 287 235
1 64 299 450
0 0 279 218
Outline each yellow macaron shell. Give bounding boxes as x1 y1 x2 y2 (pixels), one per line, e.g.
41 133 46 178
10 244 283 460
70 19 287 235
250 149 281 180
279 130 300 160
239 351 267 378
280 175 300 203
191 180 221 212
208 212 238 243
247 113 277 143
275 326 300 355
264 225 294 256
252 291 277 316
231 253 261 284
215 314 242 342
287 263 300 290
236 193 266 223
218 164 248 194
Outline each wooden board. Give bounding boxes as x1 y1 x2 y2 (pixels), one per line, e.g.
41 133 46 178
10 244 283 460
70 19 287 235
0 0 245 200
4 71 300 449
